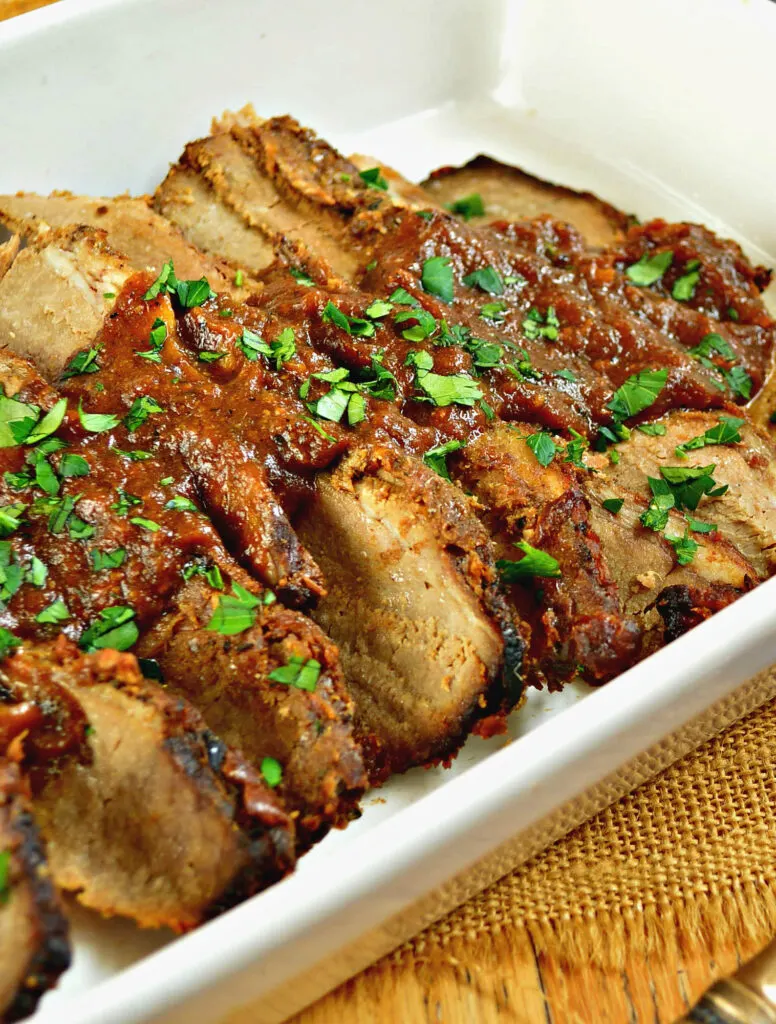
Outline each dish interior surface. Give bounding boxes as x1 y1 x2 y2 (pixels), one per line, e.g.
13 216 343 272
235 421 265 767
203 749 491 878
0 0 774 1019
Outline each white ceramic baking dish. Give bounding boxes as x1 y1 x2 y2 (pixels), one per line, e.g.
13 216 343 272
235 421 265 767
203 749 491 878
2 0 776 1020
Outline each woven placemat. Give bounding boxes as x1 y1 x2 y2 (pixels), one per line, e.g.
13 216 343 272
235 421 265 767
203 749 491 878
395 693 776 973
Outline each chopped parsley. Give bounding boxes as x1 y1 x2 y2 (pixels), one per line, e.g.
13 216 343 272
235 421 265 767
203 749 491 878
423 439 465 480
206 582 262 635
665 529 699 566
237 327 270 362
78 400 119 434
0 504 25 538
261 756 283 788
522 306 559 341
113 448 153 462
496 541 562 581
0 628 21 661
625 249 673 286
60 453 90 478
35 599 70 625
322 301 375 338
602 497 624 515
80 606 138 652
672 259 701 301
164 495 198 513
555 369 577 382
421 256 454 304
480 301 507 322
364 299 393 319
641 464 727 534
91 548 126 571
138 318 168 362
462 265 504 296
33 494 93 539
130 516 160 532
606 368 668 421
0 394 67 449
0 850 9 903
290 267 316 287
358 167 388 191
637 422 667 437
198 351 224 363
446 193 485 220
182 559 224 590
123 395 163 433
406 350 483 407
526 431 558 467
394 306 438 341
111 490 142 517
689 333 752 400
234 269 245 287
61 346 101 379
674 416 744 457
268 655 321 691
564 429 589 470
143 260 214 309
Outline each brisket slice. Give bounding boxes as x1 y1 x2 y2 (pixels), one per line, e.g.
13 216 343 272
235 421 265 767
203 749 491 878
0 756 70 1023
0 640 296 930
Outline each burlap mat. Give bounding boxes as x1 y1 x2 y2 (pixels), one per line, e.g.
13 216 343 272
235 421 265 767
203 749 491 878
385 693 776 979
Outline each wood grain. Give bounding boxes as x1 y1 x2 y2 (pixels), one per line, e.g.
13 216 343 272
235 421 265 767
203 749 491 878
0 2 730 1020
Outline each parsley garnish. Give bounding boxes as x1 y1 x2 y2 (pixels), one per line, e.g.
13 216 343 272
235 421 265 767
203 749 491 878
665 529 699 566
0 504 25 538
480 301 507 322
143 260 214 308
672 260 701 301
261 756 283 788
358 167 388 191
497 541 562 581
555 369 577 382
689 333 752 400
423 439 465 480
35 598 70 625
564 429 589 470
123 395 163 433
625 250 673 286
463 266 504 296
607 369 668 420
526 431 558 467
0 394 67 449
164 495 198 513
321 301 376 338
80 606 138 652
91 548 126 571
130 516 160 532
522 306 560 342
111 490 142 516
406 350 483 407
602 498 624 515
394 306 438 341
637 422 667 437
290 267 316 287
234 269 245 287
675 416 744 457
206 582 262 635
138 318 168 363
78 400 119 434
364 299 393 319
198 351 224 363
60 453 90 477
421 256 454 305
0 628 20 661
446 193 485 220
62 347 101 379
268 656 321 691
182 560 224 590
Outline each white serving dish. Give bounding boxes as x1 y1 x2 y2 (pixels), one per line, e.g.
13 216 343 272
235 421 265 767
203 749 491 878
2 0 776 1020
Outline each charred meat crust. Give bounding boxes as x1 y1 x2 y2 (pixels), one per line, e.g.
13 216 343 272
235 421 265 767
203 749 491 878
656 582 743 643
136 579 366 847
0 759 70 1024
0 642 296 930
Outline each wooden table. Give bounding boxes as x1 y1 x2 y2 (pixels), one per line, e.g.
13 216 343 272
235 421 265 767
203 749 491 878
0 1 737 1019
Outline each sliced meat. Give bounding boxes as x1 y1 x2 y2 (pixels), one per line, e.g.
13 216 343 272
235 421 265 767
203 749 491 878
294 445 523 780
136 577 367 846
1 640 295 931
590 411 776 579
421 155 631 247
0 757 70 1023
0 192 238 294
455 423 639 687
0 225 132 381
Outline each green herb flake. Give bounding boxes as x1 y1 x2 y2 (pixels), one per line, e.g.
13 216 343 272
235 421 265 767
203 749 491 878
365 299 393 319
165 495 198 513
480 301 507 322
672 263 701 301
60 453 90 478
268 655 321 691
394 306 438 342
130 516 161 532
358 167 388 191
261 756 283 788
237 327 271 362
0 504 26 538
78 400 120 434
27 556 47 587
463 265 504 296
206 582 261 636
290 267 316 287
446 193 485 220
61 347 101 379
321 301 376 338
26 399 67 446
665 529 700 566
198 351 224 363
423 439 465 480
555 369 577 382
421 256 454 305
606 368 668 421
35 598 70 625
526 431 558 467
79 606 138 652
110 491 142 516
0 628 21 661
497 540 562 581
522 306 560 342
625 249 673 286
234 269 245 287
637 422 668 437
91 548 126 571
602 498 624 515
675 416 744 457
123 395 163 433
